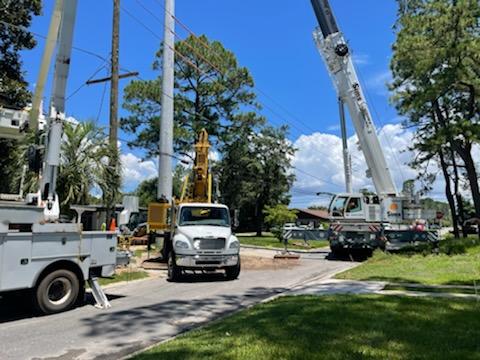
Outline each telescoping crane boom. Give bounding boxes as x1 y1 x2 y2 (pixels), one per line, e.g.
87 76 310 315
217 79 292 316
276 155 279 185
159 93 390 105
311 0 397 197
309 0 438 253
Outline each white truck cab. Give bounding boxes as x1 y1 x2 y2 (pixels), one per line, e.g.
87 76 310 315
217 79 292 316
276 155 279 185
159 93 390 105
168 203 240 281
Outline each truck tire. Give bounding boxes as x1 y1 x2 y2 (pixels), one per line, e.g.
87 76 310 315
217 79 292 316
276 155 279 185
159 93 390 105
167 251 182 282
225 259 241 280
35 269 80 314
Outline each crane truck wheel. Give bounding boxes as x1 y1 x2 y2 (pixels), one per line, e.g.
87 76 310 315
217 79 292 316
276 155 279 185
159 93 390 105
34 269 80 314
167 251 182 282
225 258 241 280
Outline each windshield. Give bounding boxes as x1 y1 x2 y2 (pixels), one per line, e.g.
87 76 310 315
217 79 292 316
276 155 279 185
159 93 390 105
330 196 348 216
178 206 230 227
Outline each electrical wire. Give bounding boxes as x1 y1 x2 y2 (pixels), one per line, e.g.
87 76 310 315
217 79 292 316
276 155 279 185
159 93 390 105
66 62 108 101
126 1 357 181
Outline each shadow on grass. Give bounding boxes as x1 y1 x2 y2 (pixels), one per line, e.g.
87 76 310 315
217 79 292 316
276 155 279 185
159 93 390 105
133 295 480 360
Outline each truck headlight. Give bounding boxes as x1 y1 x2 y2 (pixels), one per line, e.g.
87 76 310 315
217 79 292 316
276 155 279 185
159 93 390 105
175 240 189 249
229 241 240 249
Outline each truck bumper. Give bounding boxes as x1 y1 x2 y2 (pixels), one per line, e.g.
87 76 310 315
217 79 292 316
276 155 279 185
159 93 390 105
175 254 239 268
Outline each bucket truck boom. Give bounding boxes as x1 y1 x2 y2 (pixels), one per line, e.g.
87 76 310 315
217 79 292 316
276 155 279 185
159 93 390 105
0 0 122 314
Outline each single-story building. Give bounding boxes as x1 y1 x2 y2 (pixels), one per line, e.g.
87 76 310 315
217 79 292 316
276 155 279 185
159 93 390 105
294 208 330 228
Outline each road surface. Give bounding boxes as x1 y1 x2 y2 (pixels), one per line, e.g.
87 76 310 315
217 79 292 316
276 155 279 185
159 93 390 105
0 251 355 360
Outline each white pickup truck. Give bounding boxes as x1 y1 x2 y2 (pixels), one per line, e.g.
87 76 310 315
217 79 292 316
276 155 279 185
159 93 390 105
168 203 241 281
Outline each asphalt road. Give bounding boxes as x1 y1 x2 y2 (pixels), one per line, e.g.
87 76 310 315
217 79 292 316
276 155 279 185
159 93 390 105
0 251 356 360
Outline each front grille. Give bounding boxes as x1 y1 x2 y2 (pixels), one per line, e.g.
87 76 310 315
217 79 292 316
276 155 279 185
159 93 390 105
194 237 226 250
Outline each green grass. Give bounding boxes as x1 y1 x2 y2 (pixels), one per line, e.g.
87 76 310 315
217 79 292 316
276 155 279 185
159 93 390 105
97 270 149 286
336 236 480 286
132 295 480 360
238 235 328 250
384 284 478 295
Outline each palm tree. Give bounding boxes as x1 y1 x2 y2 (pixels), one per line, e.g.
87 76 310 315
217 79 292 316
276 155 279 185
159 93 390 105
56 121 108 214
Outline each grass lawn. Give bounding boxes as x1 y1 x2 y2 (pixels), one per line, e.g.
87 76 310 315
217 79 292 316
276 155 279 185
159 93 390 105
97 270 149 286
336 236 480 286
132 295 480 360
238 235 328 250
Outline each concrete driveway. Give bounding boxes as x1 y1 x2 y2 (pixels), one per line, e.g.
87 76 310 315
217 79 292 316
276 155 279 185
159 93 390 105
0 250 356 360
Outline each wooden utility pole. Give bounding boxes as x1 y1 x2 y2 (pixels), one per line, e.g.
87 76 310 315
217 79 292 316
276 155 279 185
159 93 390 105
109 0 120 147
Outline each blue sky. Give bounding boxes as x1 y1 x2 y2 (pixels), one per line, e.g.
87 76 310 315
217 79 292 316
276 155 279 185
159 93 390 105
21 0 418 207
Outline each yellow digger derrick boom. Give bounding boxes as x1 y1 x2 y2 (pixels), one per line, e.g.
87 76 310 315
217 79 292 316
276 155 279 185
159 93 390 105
147 129 212 231
180 128 212 204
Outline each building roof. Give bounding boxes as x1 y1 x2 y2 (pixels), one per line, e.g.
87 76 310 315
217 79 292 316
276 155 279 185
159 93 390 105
295 208 329 220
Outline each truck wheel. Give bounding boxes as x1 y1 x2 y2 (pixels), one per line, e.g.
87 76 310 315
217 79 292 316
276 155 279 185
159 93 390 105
167 252 182 282
225 259 241 280
35 269 80 314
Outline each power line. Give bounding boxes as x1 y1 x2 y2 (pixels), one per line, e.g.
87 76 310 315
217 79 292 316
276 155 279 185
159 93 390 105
126 1 357 175
0 19 108 62
121 2 351 193
66 62 108 101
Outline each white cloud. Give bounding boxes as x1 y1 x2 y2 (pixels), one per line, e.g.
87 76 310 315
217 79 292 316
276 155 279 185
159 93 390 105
365 69 392 96
120 153 157 191
290 123 447 208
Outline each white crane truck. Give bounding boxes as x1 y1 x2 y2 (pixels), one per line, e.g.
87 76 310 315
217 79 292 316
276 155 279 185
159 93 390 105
310 0 439 254
0 0 121 314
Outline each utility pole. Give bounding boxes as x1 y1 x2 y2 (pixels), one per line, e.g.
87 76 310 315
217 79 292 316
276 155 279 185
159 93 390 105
109 0 120 147
339 98 352 193
157 0 175 202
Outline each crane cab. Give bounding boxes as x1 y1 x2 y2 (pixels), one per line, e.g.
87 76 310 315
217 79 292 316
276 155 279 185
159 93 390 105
328 193 381 222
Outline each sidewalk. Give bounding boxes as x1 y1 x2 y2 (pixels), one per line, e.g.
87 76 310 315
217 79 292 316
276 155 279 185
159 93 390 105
290 278 480 300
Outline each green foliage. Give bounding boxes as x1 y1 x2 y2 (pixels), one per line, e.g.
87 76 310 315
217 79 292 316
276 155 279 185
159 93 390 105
121 34 262 158
135 165 187 207
390 0 480 217
263 205 297 240
56 121 118 215
219 125 295 234
0 0 41 108
134 295 480 360
0 0 41 193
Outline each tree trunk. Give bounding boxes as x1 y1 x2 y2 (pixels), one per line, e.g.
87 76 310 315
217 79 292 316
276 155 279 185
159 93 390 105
434 101 480 219
255 200 262 237
462 149 480 218
449 149 467 237
438 150 460 238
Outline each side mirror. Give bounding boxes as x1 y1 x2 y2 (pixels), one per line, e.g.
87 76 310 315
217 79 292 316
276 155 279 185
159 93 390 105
232 209 240 229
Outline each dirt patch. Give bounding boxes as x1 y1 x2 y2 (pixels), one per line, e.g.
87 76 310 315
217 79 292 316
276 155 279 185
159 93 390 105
241 255 300 270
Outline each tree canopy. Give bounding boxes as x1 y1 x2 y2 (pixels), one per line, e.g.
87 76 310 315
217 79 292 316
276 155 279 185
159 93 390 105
121 34 264 158
390 0 480 236
124 35 295 229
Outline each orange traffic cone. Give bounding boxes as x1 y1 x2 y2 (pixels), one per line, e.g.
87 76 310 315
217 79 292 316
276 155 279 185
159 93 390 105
109 217 117 231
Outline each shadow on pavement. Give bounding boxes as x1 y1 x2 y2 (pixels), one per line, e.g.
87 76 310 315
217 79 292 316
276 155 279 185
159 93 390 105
0 291 125 324
79 286 288 358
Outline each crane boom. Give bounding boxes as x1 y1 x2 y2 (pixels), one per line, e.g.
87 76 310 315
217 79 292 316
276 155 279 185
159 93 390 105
311 0 397 196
